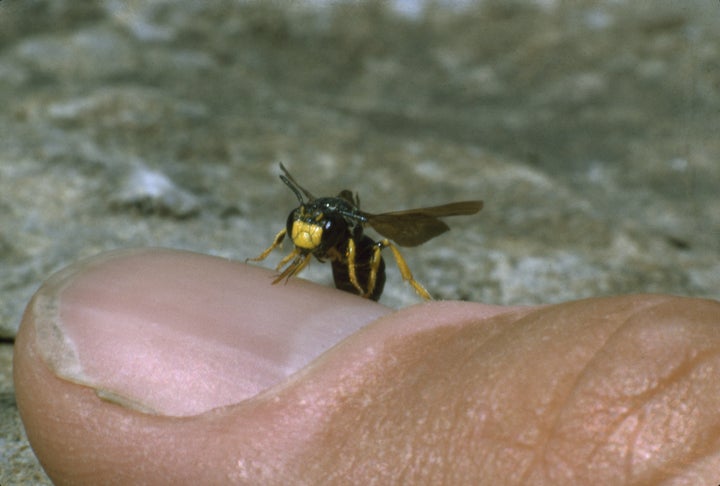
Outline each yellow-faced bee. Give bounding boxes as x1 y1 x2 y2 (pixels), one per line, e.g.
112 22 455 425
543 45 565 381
248 163 483 301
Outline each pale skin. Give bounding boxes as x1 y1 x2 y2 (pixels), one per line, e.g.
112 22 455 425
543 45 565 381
12 248 720 485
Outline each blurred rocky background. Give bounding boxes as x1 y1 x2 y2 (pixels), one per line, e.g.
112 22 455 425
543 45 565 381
1 0 718 482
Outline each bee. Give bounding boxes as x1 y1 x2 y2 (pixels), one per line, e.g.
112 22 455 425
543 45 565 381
248 163 483 301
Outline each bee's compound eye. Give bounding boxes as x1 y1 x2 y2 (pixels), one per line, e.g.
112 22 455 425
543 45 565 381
286 209 299 235
319 214 346 249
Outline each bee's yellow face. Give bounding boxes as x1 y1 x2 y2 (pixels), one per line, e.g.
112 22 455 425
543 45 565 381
290 220 324 250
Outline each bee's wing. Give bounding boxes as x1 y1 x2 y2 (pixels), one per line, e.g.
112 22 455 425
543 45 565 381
365 201 483 247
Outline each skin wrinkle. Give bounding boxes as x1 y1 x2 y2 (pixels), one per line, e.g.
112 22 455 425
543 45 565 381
643 425 717 484
639 352 720 483
630 348 705 444
402 299 712 484
686 424 720 478
532 297 720 484
534 297 692 483
612 305 720 482
471 307 580 483
527 332 609 478
535 310 641 484
515 305 638 482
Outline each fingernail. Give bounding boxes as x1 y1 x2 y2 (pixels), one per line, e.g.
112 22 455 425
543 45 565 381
30 248 390 416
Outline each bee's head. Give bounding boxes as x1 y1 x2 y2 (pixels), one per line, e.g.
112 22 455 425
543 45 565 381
279 165 355 254
286 202 347 253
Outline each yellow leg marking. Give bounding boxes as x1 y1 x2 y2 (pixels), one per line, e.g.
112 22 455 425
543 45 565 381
276 247 300 272
363 244 383 299
249 229 313 286
382 239 432 300
346 238 365 295
247 229 286 262
293 253 312 276
273 251 311 284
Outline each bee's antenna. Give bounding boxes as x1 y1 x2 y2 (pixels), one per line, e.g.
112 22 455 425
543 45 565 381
280 174 304 203
278 162 315 201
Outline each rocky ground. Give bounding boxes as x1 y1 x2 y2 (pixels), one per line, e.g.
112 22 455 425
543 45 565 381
1 0 718 483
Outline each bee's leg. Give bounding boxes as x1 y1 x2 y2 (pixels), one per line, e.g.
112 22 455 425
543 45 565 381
246 229 287 262
275 246 300 272
380 239 432 300
362 242 384 299
346 238 367 295
272 251 311 284
288 252 312 278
